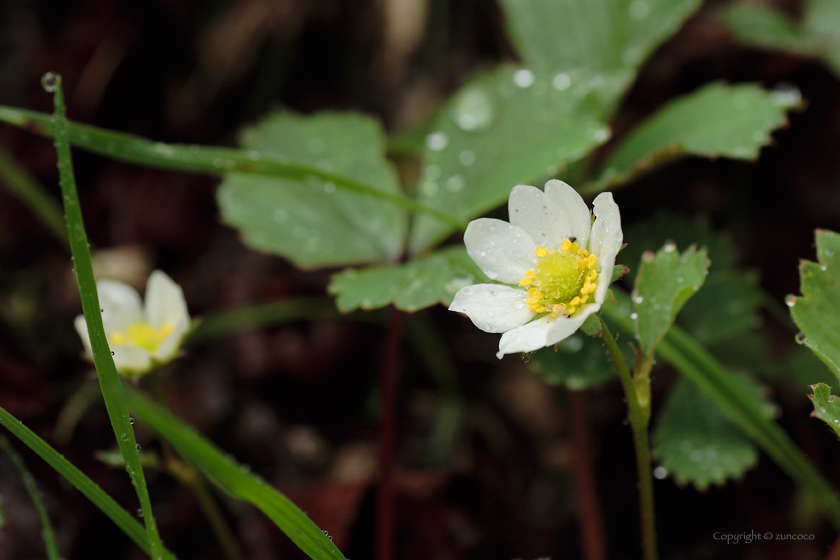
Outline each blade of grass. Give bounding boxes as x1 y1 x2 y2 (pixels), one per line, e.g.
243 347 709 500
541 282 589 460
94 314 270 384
0 105 464 230
124 387 347 560
0 436 62 560
0 147 68 250
47 72 165 559
601 289 840 529
0 405 176 559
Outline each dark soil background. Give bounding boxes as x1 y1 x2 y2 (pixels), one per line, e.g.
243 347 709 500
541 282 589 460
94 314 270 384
2 0 840 559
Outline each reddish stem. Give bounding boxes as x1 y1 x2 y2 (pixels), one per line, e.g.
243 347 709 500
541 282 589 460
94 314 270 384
376 306 404 560
568 389 608 560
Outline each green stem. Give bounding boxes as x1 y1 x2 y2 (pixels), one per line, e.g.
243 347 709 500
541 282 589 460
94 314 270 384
49 73 165 560
601 291 840 529
597 315 658 560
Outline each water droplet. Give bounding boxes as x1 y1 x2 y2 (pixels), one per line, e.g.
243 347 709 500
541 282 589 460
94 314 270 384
120 433 128 441
589 126 610 142
273 209 289 223
771 83 802 108
307 137 326 155
425 132 449 151
451 85 495 132
663 241 677 252
633 294 644 304
628 0 649 20
425 164 442 180
513 69 535 88
445 175 465 192
459 150 476 166
129 417 135 425
795 333 807 345
630 312 638 320
653 466 668 480
785 294 796 307
135 443 141 451
100 308 104 312
553 73 571 91
41 72 59 92
137 508 144 518
110 351 115 356
420 180 439 196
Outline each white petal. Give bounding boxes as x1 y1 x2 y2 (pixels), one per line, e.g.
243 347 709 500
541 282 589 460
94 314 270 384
464 219 538 284
145 270 190 331
74 315 93 358
543 180 592 249
449 284 535 333
508 185 575 250
112 344 153 376
153 318 190 361
497 310 593 358
588 192 623 304
98 280 144 334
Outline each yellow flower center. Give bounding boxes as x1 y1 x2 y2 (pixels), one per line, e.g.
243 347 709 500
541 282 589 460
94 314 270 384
519 238 599 317
110 322 173 352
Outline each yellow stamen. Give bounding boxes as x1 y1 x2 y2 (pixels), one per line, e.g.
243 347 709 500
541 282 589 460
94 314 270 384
518 237 600 318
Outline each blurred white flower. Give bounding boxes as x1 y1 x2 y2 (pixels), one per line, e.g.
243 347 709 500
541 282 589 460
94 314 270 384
449 180 623 359
75 270 190 378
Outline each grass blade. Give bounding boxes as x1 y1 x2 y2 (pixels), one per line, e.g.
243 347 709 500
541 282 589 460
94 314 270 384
46 72 165 559
0 405 176 559
125 388 347 560
0 436 62 560
0 104 463 229
0 147 68 250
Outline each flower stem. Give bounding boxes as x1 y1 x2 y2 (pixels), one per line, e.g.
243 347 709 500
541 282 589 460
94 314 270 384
376 306 404 560
596 314 657 560
567 389 607 560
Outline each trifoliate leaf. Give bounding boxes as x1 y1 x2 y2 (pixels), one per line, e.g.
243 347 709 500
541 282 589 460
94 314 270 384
790 229 840 382
329 246 487 313
809 383 840 438
653 375 776 491
218 112 407 269
633 244 709 357
409 66 612 253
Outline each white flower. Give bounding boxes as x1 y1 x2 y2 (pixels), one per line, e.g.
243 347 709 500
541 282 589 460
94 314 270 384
449 180 623 359
75 270 191 378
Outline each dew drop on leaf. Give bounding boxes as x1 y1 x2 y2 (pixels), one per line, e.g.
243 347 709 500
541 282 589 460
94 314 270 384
41 72 59 92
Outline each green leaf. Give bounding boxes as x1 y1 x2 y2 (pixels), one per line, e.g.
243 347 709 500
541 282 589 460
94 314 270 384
588 82 802 193
0 404 176 560
125 388 346 560
633 243 709 356
329 246 487 312
719 0 840 77
498 0 702 75
218 112 407 268
528 332 624 389
790 229 840 382
653 376 775 491
718 3 818 54
409 66 612 252
810 383 840 438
